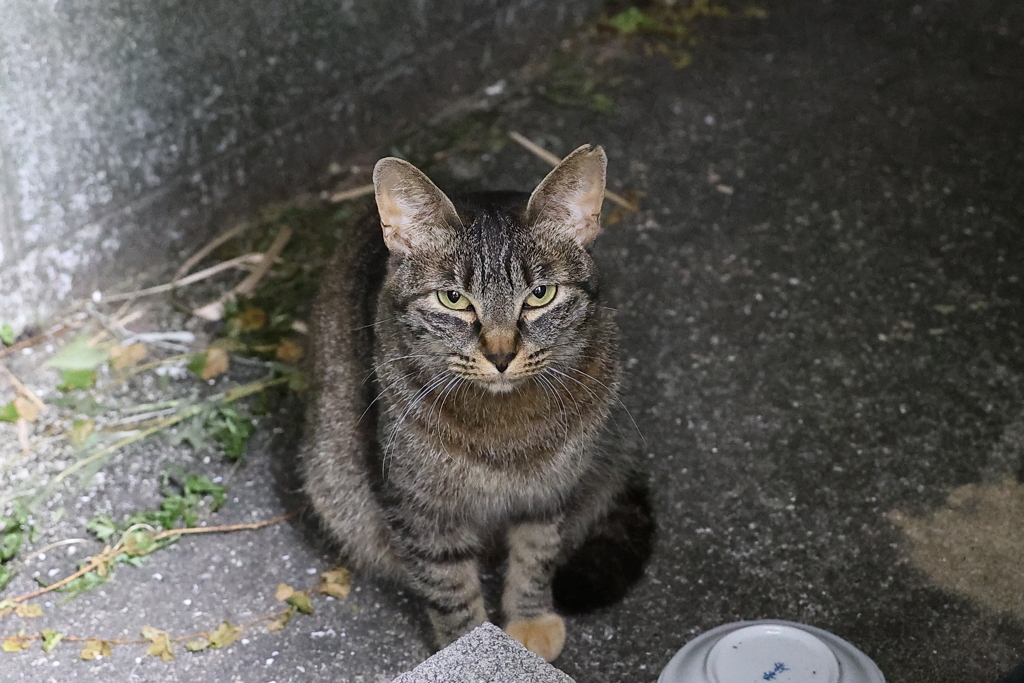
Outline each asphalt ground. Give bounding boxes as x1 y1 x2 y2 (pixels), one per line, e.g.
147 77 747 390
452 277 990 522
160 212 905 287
2 0 1023 681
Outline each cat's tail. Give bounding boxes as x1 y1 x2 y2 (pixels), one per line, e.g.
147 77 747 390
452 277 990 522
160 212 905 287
552 475 655 613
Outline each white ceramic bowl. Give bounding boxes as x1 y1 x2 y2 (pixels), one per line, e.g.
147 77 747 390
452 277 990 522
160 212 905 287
659 620 885 683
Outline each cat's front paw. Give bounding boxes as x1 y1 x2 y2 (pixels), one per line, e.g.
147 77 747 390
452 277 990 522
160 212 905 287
505 612 566 662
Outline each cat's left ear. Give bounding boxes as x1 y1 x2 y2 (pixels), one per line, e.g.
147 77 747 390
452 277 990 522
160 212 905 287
526 144 607 248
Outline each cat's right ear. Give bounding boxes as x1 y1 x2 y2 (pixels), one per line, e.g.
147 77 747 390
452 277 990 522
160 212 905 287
373 158 462 255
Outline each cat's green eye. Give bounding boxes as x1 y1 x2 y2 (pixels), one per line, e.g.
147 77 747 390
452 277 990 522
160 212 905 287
524 284 557 308
437 290 472 311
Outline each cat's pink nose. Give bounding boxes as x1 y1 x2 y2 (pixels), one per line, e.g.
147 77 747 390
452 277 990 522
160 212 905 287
485 350 516 373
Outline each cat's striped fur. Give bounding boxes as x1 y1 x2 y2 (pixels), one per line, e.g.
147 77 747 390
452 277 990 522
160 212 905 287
301 145 635 661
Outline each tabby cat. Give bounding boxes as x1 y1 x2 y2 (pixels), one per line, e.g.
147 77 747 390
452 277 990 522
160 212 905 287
301 144 637 662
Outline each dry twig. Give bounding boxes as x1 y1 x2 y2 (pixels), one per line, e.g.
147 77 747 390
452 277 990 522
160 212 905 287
103 255 267 304
149 513 295 542
173 223 251 282
7 513 294 604
0 323 78 360
87 309 146 345
1 366 46 413
508 130 640 212
328 183 375 203
193 227 293 321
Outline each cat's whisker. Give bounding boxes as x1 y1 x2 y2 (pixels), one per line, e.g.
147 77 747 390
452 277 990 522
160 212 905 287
434 377 463 463
546 366 601 403
360 369 422 424
545 369 588 458
562 365 645 444
382 371 452 477
536 372 572 449
543 369 584 421
426 374 458 423
351 316 401 331
364 353 449 384
546 365 618 457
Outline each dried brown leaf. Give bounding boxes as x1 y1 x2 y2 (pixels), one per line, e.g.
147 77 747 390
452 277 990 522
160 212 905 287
266 608 293 632
184 639 209 652
201 347 230 380
207 621 241 649
236 308 267 331
13 396 38 422
275 583 296 602
2 635 32 652
320 567 351 599
275 339 304 363
109 342 148 371
141 625 174 661
14 604 42 618
80 639 113 660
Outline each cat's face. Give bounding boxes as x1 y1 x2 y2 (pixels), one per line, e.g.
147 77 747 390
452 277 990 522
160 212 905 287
374 146 608 395
389 206 598 394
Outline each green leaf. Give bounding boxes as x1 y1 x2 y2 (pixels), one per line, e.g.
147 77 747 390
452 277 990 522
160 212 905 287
120 530 157 557
123 471 227 532
183 474 227 511
115 554 149 568
41 629 63 652
86 515 118 541
588 93 616 114
0 401 18 423
0 508 30 567
287 372 308 392
608 6 657 34
58 369 97 391
44 336 108 371
1 531 24 562
285 592 314 615
70 419 96 447
56 567 108 602
0 565 13 592
48 392 108 416
205 406 254 459
184 638 209 652
12 500 31 529
0 324 14 346
173 413 210 451
188 353 207 378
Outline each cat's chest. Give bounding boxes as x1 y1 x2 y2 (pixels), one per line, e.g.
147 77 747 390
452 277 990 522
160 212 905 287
377 362 614 515
388 404 596 515
401 441 585 520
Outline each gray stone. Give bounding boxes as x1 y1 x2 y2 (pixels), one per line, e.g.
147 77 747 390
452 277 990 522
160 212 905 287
392 623 575 683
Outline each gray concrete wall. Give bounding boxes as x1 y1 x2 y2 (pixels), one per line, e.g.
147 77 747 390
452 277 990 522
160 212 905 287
0 0 598 331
